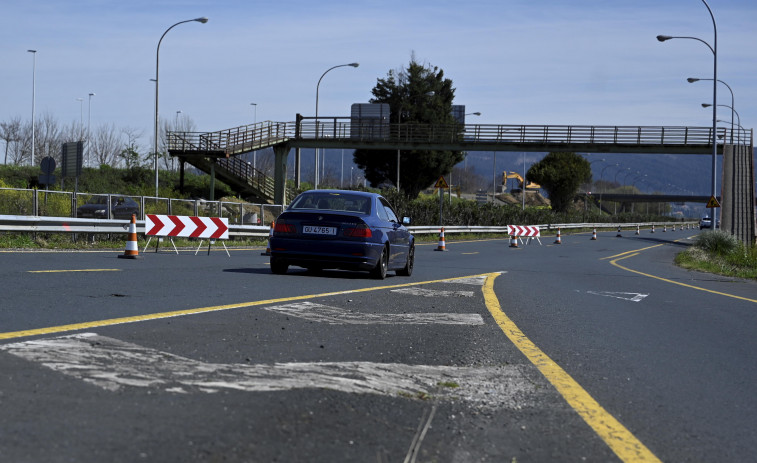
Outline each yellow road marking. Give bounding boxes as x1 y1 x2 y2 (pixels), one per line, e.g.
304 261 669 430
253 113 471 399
482 272 661 463
28 269 122 273
601 244 664 260
610 254 757 304
0 274 488 341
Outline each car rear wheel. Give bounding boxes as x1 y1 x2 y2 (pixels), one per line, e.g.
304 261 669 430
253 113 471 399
371 246 388 280
396 244 414 277
270 258 289 275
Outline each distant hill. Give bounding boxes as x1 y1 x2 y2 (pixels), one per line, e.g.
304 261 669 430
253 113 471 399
246 146 754 197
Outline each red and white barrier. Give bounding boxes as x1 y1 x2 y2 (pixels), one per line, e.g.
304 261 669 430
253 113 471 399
146 214 229 239
507 225 541 245
144 214 230 256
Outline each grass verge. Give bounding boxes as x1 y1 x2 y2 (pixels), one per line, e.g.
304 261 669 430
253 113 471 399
675 230 757 279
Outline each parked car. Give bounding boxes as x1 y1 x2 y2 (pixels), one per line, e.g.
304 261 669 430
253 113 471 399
77 196 140 220
269 190 414 279
699 216 712 229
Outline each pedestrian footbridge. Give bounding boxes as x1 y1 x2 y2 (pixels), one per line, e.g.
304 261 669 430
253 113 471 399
169 116 746 205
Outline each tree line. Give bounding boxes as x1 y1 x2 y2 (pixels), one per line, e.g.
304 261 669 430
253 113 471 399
0 113 198 172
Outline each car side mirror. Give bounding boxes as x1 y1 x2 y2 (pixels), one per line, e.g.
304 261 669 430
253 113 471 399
402 217 411 226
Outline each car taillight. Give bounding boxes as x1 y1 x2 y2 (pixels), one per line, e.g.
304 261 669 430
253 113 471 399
344 224 372 238
274 221 295 233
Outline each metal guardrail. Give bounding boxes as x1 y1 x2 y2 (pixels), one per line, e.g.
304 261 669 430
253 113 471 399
0 187 283 225
409 223 698 235
0 215 697 239
0 215 272 238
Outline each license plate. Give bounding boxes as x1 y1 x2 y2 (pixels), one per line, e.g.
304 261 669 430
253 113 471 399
303 225 337 235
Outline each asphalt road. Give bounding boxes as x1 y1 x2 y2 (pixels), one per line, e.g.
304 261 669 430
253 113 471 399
1 228 755 462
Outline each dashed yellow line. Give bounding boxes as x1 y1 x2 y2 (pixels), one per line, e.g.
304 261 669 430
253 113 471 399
482 272 661 463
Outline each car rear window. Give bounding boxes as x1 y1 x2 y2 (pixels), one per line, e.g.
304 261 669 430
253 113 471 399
290 193 371 214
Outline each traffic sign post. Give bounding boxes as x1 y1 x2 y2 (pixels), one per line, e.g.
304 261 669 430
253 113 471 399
706 195 721 209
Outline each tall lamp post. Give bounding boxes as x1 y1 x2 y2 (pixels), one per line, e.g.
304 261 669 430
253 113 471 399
87 93 95 167
703 103 740 144
315 62 359 189
688 77 735 143
154 17 208 197
27 49 36 166
250 103 257 170
76 98 84 139
657 0 718 227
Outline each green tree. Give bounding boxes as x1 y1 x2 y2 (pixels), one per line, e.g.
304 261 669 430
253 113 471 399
526 152 591 212
353 58 463 198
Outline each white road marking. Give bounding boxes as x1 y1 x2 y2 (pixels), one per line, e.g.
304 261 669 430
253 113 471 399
0 333 540 409
264 302 485 325
587 291 649 302
439 275 489 286
391 288 475 298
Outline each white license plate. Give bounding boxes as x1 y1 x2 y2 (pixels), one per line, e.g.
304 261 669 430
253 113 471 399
303 225 337 235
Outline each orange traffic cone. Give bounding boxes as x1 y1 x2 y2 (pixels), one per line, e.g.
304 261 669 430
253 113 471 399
554 228 562 244
591 229 597 240
435 227 447 251
261 221 274 256
118 214 140 259
509 234 519 248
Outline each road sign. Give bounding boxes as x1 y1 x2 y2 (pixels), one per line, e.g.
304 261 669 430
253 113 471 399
40 156 56 174
706 196 721 208
434 176 449 189
145 214 229 239
61 141 83 178
507 225 540 237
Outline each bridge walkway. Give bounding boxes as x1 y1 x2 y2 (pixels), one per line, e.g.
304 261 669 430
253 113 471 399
168 117 743 205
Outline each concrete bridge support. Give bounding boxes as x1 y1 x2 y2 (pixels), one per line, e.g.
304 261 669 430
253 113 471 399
720 143 755 245
273 144 290 205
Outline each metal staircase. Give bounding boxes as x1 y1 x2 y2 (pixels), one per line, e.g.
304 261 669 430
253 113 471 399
168 122 292 203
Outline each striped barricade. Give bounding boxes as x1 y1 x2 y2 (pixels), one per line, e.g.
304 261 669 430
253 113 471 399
507 225 542 245
144 214 230 255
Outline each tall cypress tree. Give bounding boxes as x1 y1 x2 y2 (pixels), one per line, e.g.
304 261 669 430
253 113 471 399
353 59 463 198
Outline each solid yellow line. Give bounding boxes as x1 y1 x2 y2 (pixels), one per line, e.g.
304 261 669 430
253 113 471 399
601 243 664 260
0 274 489 341
28 269 122 273
610 254 757 304
482 272 661 463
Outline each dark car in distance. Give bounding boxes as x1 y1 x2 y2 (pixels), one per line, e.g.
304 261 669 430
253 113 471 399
76 196 140 220
269 190 414 279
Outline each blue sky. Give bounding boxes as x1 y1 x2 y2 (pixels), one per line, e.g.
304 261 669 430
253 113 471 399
2 0 755 150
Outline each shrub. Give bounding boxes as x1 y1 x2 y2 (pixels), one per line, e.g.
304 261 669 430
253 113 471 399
693 230 741 256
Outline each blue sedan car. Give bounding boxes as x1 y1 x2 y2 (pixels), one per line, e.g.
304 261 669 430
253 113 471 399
269 190 414 279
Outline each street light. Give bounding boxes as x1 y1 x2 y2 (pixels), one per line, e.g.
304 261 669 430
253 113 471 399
689 77 735 143
250 103 257 171
702 103 740 143
657 0 718 227
154 17 208 197
314 62 359 189
87 93 95 167
718 119 746 143
27 49 36 166
76 98 83 138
